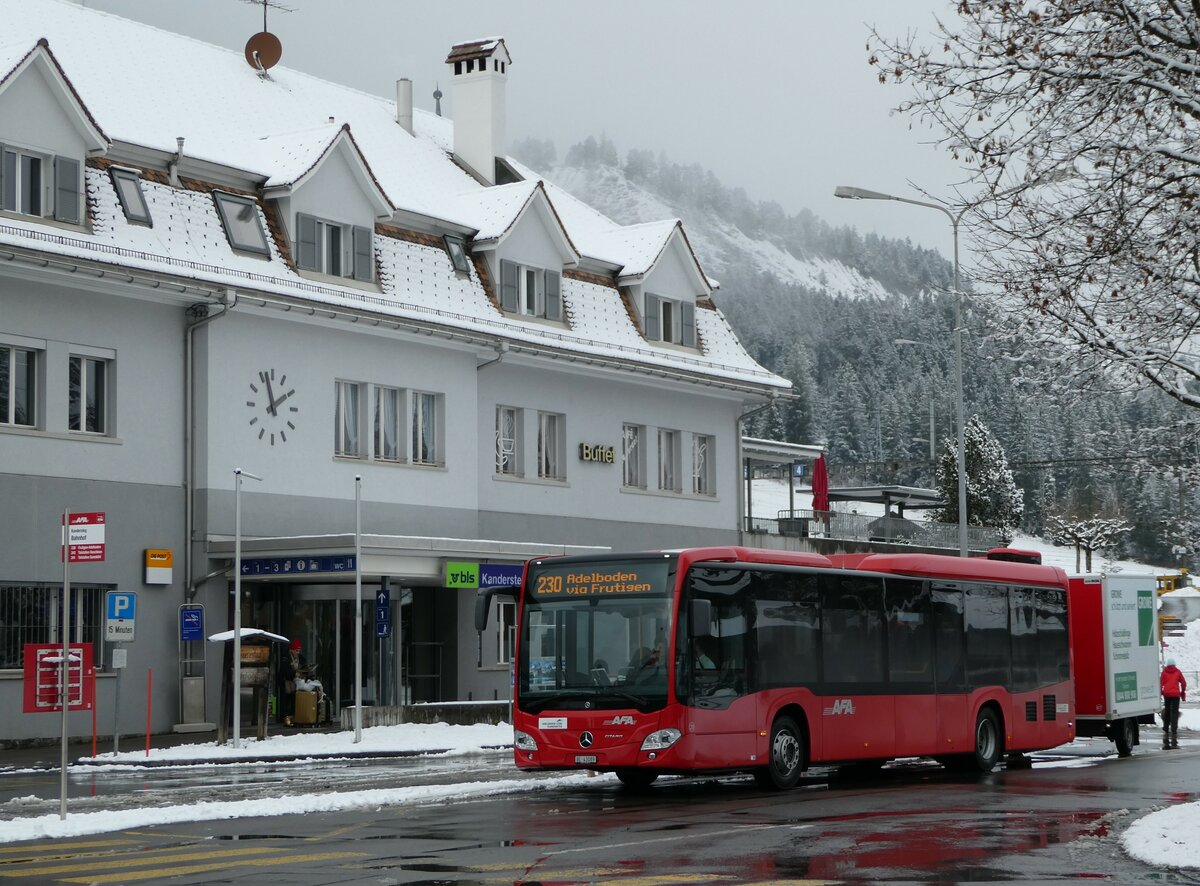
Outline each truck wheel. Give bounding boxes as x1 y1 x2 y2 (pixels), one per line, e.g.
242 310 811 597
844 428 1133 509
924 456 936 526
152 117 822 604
755 715 804 789
1114 718 1137 758
972 709 1002 773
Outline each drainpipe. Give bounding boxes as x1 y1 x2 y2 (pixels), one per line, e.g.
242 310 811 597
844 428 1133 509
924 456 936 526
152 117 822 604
735 395 777 538
476 341 508 372
185 288 237 602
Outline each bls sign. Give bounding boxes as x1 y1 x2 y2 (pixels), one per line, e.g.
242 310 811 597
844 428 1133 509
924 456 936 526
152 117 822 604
578 443 615 464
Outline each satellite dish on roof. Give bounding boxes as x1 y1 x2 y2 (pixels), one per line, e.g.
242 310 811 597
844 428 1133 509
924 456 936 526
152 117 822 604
245 31 282 71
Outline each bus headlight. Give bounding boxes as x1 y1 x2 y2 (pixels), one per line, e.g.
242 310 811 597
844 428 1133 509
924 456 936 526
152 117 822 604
514 730 538 751
640 728 681 751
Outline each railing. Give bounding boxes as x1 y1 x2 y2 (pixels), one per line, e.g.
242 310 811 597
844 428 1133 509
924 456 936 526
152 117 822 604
753 509 1004 552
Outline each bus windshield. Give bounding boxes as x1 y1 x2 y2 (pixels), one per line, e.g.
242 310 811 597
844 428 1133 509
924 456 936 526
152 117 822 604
518 557 675 713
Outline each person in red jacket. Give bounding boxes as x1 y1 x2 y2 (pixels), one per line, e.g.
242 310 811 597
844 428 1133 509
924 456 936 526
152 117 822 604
1161 657 1187 749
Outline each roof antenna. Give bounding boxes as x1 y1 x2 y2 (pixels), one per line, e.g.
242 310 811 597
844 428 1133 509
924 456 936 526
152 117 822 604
240 0 291 76
433 83 443 117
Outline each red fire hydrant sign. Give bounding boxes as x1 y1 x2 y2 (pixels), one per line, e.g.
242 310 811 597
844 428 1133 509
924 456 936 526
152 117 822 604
23 643 95 713
62 512 105 563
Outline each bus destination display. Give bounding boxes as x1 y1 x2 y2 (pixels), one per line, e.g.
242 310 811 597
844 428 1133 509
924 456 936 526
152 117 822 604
532 565 662 598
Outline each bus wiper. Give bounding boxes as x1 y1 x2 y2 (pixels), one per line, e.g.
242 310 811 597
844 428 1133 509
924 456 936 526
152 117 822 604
521 687 658 713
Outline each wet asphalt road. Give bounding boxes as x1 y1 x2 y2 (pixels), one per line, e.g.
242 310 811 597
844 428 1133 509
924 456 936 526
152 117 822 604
2 738 1199 885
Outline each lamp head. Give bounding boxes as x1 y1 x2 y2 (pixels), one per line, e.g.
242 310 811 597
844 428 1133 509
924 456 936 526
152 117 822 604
835 185 898 201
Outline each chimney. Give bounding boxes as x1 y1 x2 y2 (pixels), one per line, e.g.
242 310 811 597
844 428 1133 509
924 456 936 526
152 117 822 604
395 78 413 135
446 38 510 185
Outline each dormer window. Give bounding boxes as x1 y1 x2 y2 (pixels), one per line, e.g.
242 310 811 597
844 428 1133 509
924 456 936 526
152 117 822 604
444 235 471 274
644 293 696 347
499 259 562 321
296 213 373 282
110 168 151 226
213 191 270 257
1 146 80 224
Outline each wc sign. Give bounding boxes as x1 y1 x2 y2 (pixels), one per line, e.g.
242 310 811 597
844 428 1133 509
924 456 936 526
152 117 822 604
105 591 137 642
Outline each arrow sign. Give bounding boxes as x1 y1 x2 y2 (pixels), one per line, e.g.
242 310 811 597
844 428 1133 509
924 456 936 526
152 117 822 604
375 587 391 638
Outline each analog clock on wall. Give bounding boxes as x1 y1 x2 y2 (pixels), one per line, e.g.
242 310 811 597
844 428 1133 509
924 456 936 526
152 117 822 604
246 368 298 445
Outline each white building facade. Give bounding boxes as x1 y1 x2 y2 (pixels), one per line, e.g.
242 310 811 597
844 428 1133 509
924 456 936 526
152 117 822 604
0 4 787 740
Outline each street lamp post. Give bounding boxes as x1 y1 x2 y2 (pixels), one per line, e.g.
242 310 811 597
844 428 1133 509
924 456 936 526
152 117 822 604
354 475 363 744
835 186 969 556
232 468 262 746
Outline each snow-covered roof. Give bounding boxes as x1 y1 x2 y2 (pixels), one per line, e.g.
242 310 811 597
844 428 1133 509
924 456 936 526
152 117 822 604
0 0 785 394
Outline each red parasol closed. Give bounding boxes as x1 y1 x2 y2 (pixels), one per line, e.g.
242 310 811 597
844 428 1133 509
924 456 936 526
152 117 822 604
811 454 830 513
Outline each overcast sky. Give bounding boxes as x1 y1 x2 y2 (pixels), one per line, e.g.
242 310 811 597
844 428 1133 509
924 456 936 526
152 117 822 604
83 0 964 256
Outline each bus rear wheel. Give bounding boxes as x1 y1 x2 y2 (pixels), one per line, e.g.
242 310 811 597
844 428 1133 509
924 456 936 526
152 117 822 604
754 715 804 790
615 769 658 789
972 709 1002 773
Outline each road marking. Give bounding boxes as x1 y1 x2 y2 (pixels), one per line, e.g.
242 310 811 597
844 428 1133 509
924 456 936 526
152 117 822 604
0 846 282 877
543 823 805 857
0 840 136 855
57 851 366 884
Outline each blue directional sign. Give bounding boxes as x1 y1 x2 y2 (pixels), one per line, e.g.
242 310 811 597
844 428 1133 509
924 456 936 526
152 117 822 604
375 587 391 638
238 555 356 576
180 605 204 642
105 592 137 642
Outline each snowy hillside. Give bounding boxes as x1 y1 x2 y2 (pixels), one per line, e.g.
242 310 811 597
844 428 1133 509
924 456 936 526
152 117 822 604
548 164 891 300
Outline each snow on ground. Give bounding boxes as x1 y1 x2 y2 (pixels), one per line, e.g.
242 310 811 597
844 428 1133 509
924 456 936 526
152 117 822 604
79 721 512 767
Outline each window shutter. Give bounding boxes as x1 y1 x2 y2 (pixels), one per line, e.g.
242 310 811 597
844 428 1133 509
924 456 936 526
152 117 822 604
681 300 696 347
644 294 661 341
54 156 80 223
296 214 318 270
352 225 373 281
544 270 562 321
500 259 518 312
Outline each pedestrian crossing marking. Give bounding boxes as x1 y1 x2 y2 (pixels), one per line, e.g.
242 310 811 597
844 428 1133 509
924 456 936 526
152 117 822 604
0 846 280 877
56 851 366 884
0 840 137 856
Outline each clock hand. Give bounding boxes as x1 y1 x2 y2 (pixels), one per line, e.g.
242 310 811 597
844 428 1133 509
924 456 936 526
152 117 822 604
264 377 277 416
270 389 294 411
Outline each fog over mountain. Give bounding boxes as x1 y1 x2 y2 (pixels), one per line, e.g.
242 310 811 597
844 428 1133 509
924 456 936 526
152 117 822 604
514 136 1200 570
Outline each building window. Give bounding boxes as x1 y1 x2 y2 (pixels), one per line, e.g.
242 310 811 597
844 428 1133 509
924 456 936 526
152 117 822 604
537 411 565 480
334 380 362 457
412 391 440 465
68 355 107 434
374 385 402 462
110 168 152 226
213 191 271 257
1 148 80 223
497 600 516 664
496 405 521 476
0 584 104 670
0 345 36 427
622 423 644 488
297 214 373 281
692 434 715 495
499 260 562 321
444 235 471 274
644 293 697 347
658 428 680 492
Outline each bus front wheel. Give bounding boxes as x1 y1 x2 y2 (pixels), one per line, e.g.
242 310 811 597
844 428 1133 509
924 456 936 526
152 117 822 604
754 715 805 790
615 769 658 789
972 709 1002 772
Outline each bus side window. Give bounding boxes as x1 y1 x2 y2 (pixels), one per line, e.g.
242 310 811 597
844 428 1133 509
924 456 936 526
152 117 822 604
821 575 884 685
931 584 966 692
885 577 931 686
752 570 819 690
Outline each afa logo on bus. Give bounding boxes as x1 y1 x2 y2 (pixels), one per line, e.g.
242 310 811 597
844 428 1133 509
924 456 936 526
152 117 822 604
823 699 857 716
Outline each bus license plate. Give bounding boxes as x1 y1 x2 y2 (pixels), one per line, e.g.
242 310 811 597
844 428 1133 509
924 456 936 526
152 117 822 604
575 755 597 765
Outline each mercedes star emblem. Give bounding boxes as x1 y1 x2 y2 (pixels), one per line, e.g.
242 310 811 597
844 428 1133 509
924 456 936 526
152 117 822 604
579 731 594 749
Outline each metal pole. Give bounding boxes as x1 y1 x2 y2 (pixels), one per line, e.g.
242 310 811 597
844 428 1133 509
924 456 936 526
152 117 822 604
60 508 70 820
354 475 363 743
233 471 242 748
231 468 262 747
928 399 936 462
952 214 968 557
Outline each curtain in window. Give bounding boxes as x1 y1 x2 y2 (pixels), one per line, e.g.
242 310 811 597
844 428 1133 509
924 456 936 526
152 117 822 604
658 429 677 491
413 392 436 464
496 407 517 474
538 412 561 479
692 434 710 494
622 424 642 487
375 387 399 460
337 382 359 456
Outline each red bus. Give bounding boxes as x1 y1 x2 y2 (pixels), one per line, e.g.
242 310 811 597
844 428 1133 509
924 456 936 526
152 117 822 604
478 546 1075 789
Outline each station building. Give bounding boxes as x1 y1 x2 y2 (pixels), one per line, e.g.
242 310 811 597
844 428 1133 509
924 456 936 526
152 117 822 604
0 1 788 740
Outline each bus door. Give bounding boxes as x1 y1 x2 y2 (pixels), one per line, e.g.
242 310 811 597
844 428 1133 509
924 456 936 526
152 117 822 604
820 575 895 761
885 578 937 757
932 583 969 750
681 568 757 769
